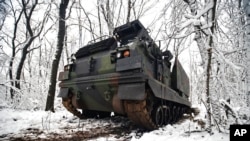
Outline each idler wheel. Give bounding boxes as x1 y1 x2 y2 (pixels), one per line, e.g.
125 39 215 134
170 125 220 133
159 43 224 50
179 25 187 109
171 105 177 123
153 105 170 126
154 106 164 126
162 105 171 125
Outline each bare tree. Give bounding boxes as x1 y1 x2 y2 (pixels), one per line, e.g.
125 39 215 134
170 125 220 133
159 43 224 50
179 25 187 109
180 0 250 131
100 0 114 35
15 0 50 90
127 0 132 23
182 0 218 132
8 1 24 98
45 0 69 112
3 0 51 98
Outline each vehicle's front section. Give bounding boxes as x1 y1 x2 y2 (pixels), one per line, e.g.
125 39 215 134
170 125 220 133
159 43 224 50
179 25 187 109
58 20 191 130
58 20 148 115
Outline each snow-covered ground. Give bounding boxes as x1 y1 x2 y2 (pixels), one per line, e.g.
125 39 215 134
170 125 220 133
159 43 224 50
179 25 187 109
131 123 228 141
0 107 124 140
0 103 230 141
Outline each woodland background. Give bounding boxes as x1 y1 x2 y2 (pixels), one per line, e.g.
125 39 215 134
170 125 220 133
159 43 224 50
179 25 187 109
0 0 249 133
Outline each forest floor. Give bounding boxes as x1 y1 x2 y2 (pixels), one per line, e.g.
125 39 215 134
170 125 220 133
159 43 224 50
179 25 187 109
0 103 231 141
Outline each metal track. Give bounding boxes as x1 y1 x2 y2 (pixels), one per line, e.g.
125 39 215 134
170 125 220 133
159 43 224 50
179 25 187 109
62 93 188 130
62 98 83 119
124 99 157 130
123 90 163 130
124 91 189 130
62 94 157 129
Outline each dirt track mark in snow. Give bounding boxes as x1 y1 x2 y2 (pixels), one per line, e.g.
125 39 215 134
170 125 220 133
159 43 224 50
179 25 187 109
1 116 139 141
0 108 200 141
6 125 133 141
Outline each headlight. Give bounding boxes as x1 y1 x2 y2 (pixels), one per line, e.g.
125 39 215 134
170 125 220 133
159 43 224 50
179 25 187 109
116 52 122 58
123 50 130 57
111 49 130 63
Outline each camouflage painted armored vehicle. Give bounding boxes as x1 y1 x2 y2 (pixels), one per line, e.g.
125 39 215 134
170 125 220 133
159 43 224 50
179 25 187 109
58 20 191 130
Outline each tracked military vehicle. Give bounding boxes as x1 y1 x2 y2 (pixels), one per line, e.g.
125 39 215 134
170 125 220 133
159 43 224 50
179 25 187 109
58 20 191 130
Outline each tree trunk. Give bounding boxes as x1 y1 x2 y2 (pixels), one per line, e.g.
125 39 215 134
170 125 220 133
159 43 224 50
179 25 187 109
9 4 24 98
9 56 15 99
15 0 46 90
206 48 212 132
45 0 69 112
97 0 102 37
15 39 34 89
184 0 217 132
100 0 114 35
127 0 132 23
206 0 217 133
243 0 250 106
184 0 207 65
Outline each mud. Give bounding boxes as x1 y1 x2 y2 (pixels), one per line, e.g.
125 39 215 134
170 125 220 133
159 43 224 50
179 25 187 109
0 116 144 141
0 109 196 141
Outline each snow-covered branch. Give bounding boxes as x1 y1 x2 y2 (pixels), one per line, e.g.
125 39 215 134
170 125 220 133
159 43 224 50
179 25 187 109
179 2 214 32
219 99 240 124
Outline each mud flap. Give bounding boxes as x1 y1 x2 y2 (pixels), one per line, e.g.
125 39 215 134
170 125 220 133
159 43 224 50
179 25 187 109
118 83 146 100
57 88 69 98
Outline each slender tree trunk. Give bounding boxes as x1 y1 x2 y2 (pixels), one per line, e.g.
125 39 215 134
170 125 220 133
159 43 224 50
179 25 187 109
39 44 42 78
9 56 15 98
243 0 250 106
9 4 24 98
206 48 212 132
15 39 34 89
97 0 102 37
9 42 16 98
45 0 69 112
127 0 132 23
206 0 217 133
15 0 46 90
64 26 69 65
184 0 207 65
100 0 114 35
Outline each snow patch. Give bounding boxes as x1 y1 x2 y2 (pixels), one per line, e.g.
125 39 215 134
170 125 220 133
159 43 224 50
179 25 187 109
0 105 230 141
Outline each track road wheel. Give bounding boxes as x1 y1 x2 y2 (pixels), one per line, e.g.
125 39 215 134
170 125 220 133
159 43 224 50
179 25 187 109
172 105 178 123
124 90 174 130
153 105 171 127
162 105 171 125
154 106 164 126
